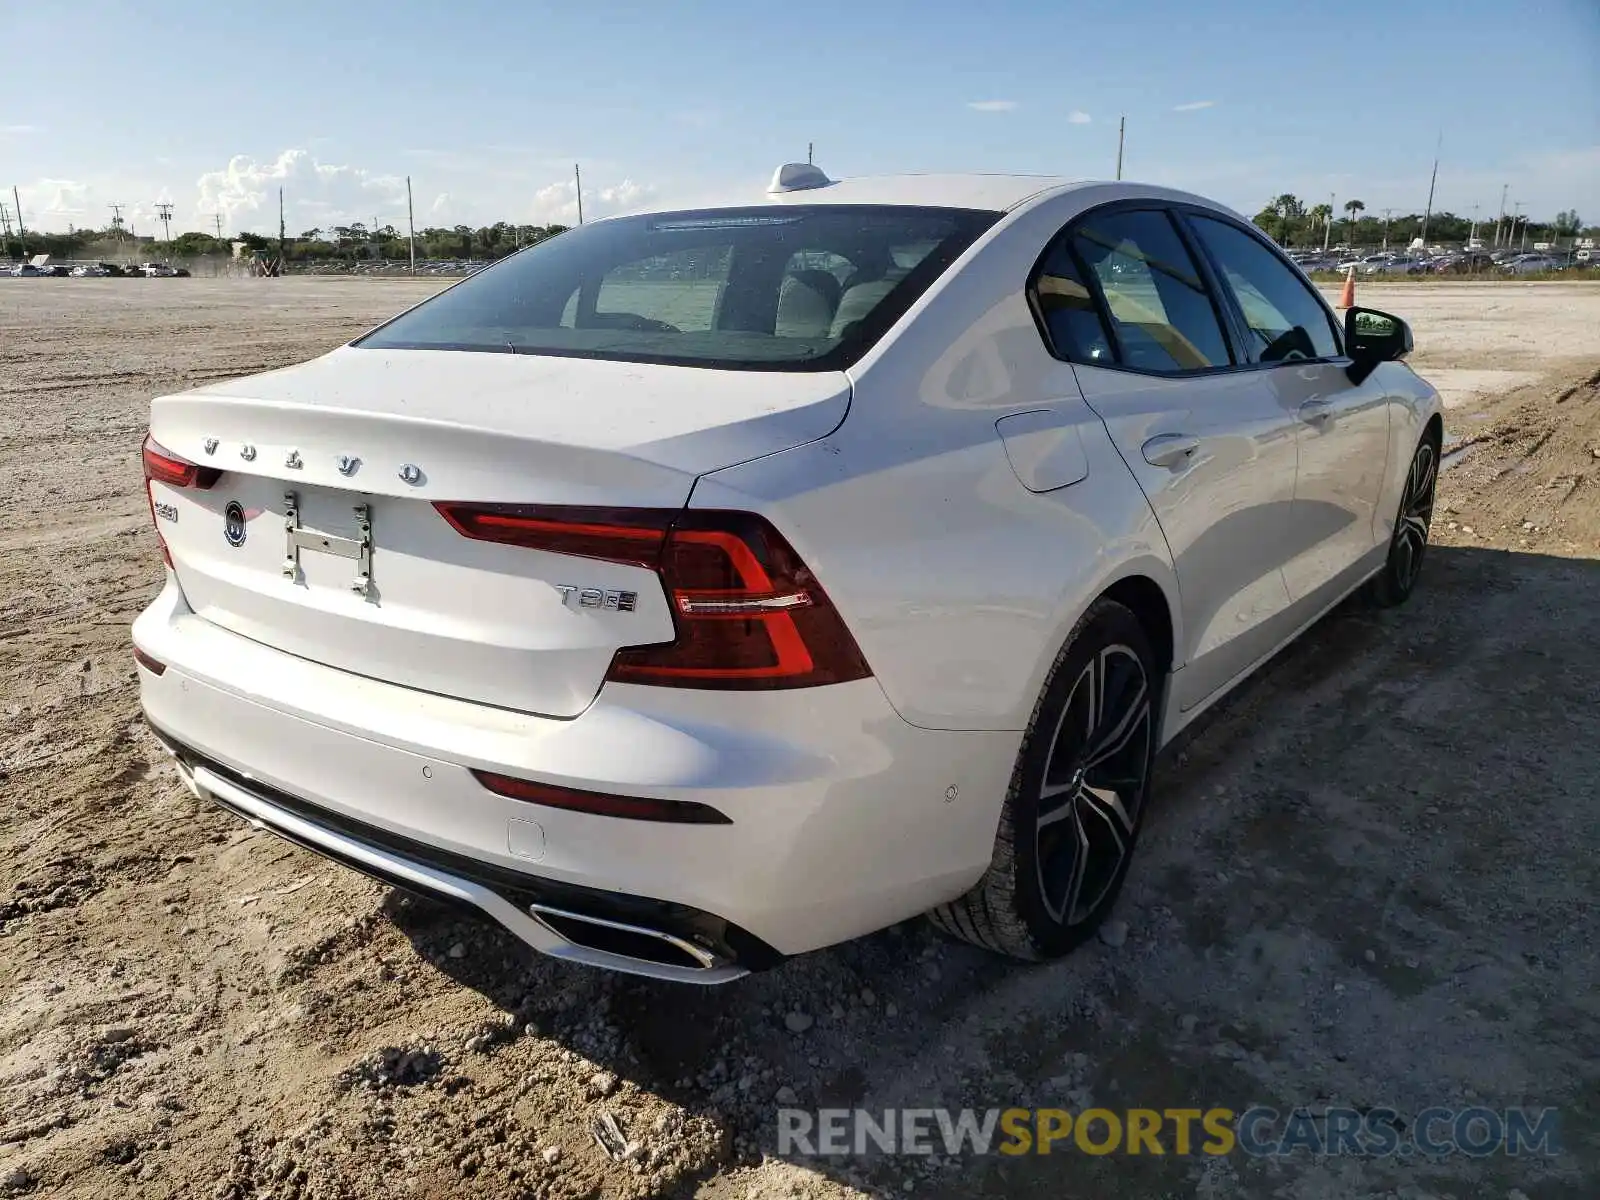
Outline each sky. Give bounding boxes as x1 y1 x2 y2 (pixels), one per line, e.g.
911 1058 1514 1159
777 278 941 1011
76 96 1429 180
2 0 1597 237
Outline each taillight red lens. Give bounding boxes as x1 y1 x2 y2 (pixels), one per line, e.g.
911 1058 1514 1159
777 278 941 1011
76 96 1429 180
142 434 221 490
472 770 731 824
132 646 167 676
432 503 872 690
433 503 672 567
609 511 871 689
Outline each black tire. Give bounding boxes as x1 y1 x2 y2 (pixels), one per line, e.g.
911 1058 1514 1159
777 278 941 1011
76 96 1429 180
928 598 1159 959
1365 431 1439 608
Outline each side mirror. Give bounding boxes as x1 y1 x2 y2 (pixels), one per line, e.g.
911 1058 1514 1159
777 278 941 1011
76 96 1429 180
1344 306 1413 384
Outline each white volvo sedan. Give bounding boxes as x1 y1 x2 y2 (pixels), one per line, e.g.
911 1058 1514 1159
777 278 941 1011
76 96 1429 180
133 165 1441 983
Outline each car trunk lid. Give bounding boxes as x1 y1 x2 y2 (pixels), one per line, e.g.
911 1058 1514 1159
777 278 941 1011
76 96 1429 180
148 347 849 717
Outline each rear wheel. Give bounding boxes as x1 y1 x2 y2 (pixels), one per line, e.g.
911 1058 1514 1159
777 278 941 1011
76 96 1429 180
928 599 1158 959
1365 432 1438 608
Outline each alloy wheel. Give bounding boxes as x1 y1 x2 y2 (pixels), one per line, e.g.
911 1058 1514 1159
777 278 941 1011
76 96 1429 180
1394 440 1437 591
1035 644 1152 926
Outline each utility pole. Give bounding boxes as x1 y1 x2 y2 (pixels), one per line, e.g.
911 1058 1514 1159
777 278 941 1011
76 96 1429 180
1419 132 1441 248
574 163 584 225
1324 191 1335 252
277 187 286 275
1381 208 1393 251
12 186 25 255
1469 202 1479 246
155 202 174 255
807 142 813 165
214 212 223 239
0 202 12 240
1493 183 1509 247
1115 116 1125 181
406 175 416 274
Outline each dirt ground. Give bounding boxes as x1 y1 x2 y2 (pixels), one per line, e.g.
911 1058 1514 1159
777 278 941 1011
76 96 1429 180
2 278 1598 1200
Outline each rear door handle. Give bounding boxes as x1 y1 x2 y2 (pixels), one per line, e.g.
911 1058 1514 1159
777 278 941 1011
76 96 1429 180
1299 398 1336 425
1141 434 1200 469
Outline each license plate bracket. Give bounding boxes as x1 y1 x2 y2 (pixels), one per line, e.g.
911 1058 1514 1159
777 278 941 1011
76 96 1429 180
282 491 373 598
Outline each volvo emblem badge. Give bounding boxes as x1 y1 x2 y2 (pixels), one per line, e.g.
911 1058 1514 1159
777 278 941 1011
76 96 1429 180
285 449 303 470
240 444 257 462
203 437 219 455
398 463 423 485
223 501 247 547
336 454 359 477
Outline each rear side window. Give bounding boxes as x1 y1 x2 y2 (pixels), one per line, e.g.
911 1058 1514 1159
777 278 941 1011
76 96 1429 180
357 205 999 371
1072 210 1232 373
1031 238 1114 364
1185 215 1341 362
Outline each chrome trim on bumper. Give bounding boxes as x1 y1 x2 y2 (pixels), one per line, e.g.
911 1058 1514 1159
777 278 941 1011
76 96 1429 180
188 763 749 985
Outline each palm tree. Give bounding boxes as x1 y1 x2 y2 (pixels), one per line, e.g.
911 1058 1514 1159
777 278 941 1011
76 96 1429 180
1308 203 1333 252
1271 193 1303 245
1343 199 1365 247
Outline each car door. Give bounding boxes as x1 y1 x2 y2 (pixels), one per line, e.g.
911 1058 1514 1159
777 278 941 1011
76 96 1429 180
1034 206 1301 714
1180 212 1392 604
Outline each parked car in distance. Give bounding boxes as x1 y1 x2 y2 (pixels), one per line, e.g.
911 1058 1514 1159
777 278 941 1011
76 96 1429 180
1337 253 1391 272
1432 251 1494 273
1363 255 1424 275
70 264 110 277
1500 254 1562 274
134 166 1443 982
9 263 41 277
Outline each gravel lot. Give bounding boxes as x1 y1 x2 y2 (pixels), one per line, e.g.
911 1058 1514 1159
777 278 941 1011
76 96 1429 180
2 278 1598 1199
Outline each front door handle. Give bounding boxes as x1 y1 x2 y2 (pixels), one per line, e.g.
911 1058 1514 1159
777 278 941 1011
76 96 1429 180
1141 433 1200 469
1299 398 1336 426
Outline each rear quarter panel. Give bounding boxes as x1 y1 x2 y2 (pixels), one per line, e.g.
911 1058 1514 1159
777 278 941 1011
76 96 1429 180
694 185 1191 732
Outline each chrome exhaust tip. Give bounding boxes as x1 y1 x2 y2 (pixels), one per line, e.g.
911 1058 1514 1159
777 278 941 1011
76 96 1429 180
527 903 730 973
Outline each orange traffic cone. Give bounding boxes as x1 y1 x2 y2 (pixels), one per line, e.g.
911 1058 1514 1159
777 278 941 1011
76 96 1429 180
1338 266 1356 309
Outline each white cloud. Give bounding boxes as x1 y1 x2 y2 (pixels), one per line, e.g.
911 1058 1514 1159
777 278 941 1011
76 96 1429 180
15 178 90 223
967 100 1018 113
1173 100 1217 112
2 123 40 136
1068 110 1092 124
528 177 655 225
195 148 408 234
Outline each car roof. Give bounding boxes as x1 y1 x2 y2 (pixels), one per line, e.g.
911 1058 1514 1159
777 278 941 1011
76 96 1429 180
620 170 1088 217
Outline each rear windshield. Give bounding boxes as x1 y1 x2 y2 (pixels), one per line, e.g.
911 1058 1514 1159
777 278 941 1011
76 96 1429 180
355 205 1000 370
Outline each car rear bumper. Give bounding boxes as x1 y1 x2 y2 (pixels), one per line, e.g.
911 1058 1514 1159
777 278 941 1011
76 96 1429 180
132 579 1018 981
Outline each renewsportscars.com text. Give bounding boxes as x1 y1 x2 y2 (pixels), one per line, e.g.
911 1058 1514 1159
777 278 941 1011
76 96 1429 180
778 1106 1562 1158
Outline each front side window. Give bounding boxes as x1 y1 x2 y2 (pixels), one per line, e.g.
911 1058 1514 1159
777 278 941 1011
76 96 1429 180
1187 215 1340 362
358 205 999 371
1072 209 1232 374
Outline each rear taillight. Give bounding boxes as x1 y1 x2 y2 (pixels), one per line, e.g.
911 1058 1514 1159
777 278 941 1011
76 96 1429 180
132 646 167 675
142 433 219 567
472 770 731 824
142 434 221 490
433 503 872 690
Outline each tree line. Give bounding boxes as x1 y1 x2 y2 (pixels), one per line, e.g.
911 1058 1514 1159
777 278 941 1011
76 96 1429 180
7 202 1595 265
2 221 572 265
1250 195 1591 249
